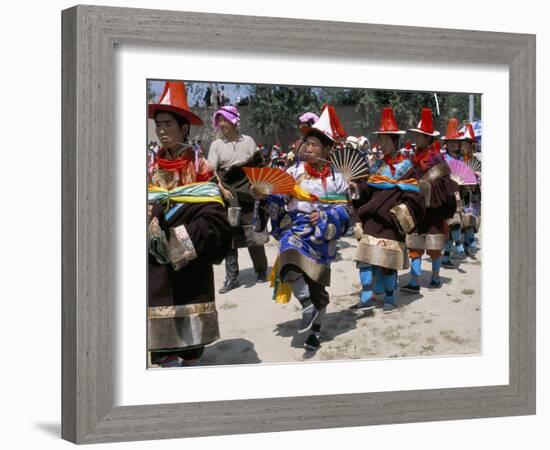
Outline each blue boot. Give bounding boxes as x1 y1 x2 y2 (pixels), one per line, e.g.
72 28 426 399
351 265 375 311
464 228 478 254
401 257 421 293
430 257 442 288
451 227 466 257
382 271 397 313
442 241 456 268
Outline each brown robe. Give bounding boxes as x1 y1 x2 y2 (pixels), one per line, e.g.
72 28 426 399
148 201 232 353
353 169 425 270
406 161 458 250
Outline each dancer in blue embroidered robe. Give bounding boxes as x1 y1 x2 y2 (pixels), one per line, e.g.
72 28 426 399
265 105 350 351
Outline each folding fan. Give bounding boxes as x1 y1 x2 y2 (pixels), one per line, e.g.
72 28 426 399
466 156 482 174
447 158 478 185
242 167 296 195
329 146 370 182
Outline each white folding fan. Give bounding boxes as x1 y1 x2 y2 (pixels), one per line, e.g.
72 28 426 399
466 156 482 174
329 146 370 182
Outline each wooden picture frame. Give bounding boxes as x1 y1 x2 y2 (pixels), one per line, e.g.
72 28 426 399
61 5 535 444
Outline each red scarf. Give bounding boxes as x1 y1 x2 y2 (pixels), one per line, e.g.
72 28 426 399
156 156 191 172
304 162 331 192
383 152 405 175
155 149 214 185
156 148 192 171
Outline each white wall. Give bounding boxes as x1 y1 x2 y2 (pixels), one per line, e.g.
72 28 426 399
0 0 546 449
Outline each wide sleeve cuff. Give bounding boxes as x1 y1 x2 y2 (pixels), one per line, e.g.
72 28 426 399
168 224 198 271
389 203 416 235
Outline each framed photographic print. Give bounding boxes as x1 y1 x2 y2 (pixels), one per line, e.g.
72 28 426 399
61 5 535 444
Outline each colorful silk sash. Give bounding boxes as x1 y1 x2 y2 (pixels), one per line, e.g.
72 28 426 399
290 185 347 203
148 182 225 206
367 174 420 192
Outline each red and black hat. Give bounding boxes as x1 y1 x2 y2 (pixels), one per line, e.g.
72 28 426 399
148 81 203 126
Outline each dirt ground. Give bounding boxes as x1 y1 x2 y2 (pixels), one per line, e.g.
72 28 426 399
199 234 481 366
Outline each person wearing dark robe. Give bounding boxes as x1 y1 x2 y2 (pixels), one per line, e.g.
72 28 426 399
441 118 467 268
147 81 232 368
401 108 458 293
350 107 425 314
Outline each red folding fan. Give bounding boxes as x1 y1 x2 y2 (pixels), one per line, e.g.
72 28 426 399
242 167 296 195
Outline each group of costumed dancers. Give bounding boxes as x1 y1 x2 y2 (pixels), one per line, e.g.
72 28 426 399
146 81 481 367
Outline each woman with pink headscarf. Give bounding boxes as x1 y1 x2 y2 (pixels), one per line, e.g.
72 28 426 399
208 105 269 294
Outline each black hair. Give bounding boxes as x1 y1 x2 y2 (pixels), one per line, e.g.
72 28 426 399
154 110 190 129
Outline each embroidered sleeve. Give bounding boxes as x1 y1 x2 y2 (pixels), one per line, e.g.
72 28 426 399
168 224 198 271
389 203 417 235
392 190 426 235
314 205 350 241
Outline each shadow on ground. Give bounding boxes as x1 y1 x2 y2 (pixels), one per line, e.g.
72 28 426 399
396 270 452 305
274 308 360 352
229 267 272 288
200 338 262 365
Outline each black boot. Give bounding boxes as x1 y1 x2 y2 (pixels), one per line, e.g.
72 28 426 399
305 324 322 350
298 301 318 334
218 279 241 294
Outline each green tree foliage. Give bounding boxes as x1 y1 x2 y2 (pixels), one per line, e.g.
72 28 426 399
147 79 481 149
147 82 156 103
319 87 481 133
248 85 321 143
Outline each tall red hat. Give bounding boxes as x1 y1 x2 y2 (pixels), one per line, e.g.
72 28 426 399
460 123 477 141
441 118 462 140
409 107 440 136
148 81 203 126
373 107 406 134
302 104 347 143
